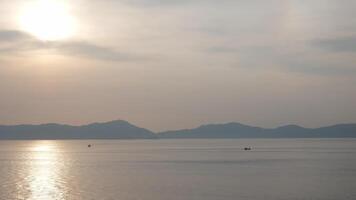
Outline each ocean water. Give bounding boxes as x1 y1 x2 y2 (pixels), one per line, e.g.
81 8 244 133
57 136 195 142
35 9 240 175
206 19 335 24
0 139 355 200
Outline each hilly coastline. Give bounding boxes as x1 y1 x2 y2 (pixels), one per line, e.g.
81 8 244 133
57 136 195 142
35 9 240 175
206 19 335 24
0 120 156 139
158 123 356 138
0 120 356 139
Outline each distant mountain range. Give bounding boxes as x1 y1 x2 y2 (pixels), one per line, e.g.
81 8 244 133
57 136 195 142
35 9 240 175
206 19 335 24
0 120 355 139
158 123 356 138
0 120 156 139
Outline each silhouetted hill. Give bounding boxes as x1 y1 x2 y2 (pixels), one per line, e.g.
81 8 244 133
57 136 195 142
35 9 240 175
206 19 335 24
158 123 356 138
1 120 356 139
158 122 264 138
0 120 156 139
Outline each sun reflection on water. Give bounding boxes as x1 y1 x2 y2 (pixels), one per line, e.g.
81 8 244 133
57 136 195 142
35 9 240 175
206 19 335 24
21 141 66 200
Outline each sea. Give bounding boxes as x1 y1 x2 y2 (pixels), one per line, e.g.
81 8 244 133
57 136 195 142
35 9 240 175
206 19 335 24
0 139 355 200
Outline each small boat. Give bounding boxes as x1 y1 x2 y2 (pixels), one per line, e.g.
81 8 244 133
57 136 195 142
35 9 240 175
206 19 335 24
244 147 251 151
88 144 91 148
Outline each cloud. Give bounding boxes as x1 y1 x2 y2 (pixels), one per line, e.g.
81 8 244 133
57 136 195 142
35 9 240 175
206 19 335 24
284 58 356 76
0 30 32 42
0 30 45 53
121 0 235 7
53 41 139 61
312 37 356 52
206 46 239 53
0 29 141 61
203 42 356 76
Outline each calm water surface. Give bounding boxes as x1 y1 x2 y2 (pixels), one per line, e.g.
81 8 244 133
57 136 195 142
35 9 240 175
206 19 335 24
0 139 355 200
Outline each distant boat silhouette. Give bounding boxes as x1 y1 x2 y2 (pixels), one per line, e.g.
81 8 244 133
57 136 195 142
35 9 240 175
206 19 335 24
88 144 91 148
244 147 251 151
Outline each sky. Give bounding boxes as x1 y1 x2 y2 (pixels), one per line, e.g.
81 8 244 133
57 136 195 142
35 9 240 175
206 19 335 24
0 0 356 131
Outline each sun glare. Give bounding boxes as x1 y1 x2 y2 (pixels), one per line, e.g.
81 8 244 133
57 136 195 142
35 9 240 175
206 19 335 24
19 0 76 41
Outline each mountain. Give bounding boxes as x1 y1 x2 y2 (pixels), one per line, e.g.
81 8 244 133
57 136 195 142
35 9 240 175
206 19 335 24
1 120 356 139
158 123 356 138
0 120 156 139
158 122 264 138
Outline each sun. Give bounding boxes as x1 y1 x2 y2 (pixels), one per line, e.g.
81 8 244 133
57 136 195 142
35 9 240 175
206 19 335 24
19 0 76 41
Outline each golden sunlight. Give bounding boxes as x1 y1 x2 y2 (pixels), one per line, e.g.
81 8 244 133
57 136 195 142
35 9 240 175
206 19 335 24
25 141 65 200
18 0 76 41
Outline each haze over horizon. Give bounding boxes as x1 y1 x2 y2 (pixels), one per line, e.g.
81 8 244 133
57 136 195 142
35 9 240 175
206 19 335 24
1 0 356 132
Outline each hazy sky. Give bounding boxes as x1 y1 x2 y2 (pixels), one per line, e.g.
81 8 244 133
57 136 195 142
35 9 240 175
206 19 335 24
0 0 356 131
